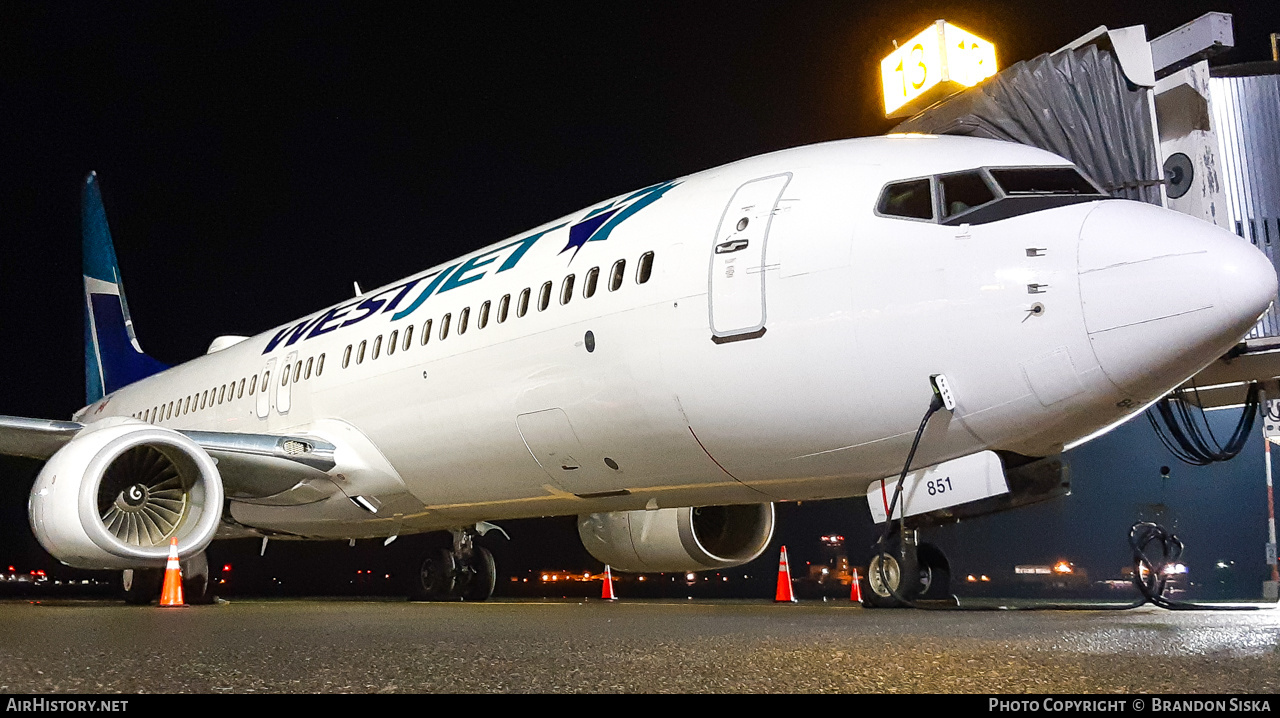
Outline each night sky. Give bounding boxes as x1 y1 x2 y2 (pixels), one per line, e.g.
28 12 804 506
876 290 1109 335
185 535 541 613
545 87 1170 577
2 3 1279 596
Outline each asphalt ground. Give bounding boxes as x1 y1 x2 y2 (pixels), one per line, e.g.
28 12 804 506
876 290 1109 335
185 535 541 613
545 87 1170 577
0 598 1276 693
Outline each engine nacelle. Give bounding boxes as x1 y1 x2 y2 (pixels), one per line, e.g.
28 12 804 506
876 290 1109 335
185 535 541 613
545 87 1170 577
28 419 224 569
577 503 774 573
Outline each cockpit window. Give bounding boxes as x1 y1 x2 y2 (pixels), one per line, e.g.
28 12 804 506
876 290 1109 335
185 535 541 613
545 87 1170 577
939 172 997 220
877 179 933 220
878 165 1109 227
988 167 1102 196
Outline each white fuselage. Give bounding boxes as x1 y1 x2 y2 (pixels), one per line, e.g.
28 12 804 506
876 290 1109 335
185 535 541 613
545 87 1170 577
74 135 1277 539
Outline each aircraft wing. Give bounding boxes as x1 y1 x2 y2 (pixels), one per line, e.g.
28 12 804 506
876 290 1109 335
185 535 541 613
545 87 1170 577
0 414 336 499
0 416 85 460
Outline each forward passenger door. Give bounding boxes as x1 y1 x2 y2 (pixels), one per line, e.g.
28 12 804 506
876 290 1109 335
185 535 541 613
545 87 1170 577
708 173 791 342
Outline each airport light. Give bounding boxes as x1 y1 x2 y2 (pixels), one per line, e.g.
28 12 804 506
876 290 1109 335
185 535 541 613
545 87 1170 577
881 20 997 118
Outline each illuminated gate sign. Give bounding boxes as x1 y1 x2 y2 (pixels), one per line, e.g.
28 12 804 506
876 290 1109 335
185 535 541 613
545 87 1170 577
881 20 998 118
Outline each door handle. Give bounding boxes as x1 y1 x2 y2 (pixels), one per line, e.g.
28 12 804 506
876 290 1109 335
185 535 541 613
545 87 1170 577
715 239 750 254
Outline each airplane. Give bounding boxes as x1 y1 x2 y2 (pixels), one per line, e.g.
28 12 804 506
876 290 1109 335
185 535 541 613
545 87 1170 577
2 134 1275 606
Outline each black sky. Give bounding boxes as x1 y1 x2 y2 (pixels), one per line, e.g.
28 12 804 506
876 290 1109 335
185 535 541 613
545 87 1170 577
1 2 1278 591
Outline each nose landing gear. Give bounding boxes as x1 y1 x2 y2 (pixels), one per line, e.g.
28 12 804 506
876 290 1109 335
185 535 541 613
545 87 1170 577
862 528 954 608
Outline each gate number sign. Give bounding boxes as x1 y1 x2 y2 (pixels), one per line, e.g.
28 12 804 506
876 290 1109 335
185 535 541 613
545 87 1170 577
881 20 998 118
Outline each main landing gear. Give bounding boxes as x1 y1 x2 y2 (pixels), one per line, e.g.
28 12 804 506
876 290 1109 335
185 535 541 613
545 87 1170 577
407 528 499 602
862 528 953 608
121 550 214 605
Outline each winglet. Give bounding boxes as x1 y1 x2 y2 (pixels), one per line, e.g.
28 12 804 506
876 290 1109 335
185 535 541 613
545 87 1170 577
83 173 168 403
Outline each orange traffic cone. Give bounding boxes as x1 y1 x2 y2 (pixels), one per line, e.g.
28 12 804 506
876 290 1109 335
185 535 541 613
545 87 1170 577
774 546 796 602
850 568 863 603
601 565 617 600
159 537 185 607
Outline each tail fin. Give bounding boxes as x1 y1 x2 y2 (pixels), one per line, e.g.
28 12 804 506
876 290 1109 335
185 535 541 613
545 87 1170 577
83 172 168 404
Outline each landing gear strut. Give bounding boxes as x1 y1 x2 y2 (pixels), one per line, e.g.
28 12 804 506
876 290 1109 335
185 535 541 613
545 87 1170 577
862 528 953 608
408 528 497 602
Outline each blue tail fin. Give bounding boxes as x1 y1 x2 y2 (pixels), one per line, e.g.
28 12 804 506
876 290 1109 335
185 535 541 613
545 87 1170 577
83 172 168 404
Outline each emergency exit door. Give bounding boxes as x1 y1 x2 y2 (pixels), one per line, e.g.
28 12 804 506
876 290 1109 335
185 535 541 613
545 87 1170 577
708 173 790 342
255 358 276 419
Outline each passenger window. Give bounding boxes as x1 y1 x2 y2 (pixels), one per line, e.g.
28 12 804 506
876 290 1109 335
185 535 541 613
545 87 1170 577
238 378 245 398
305 357 313 379
637 252 654 284
282 369 289 386
343 345 352 368
459 307 470 335
939 172 996 219
293 362 302 383
218 385 226 404
403 326 413 351
387 331 398 356
609 260 626 291
584 267 599 298
372 335 382 360
421 318 432 345
260 374 269 396
498 294 510 323
317 354 325 376
167 402 174 420
877 179 934 220
538 281 552 311
440 313 451 340
517 289 530 318
479 301 490 329
560 275 575 305
201 391 208 410
357 340 366 364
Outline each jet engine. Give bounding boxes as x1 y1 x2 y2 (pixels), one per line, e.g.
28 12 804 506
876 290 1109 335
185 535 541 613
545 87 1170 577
28 419 223 569
577 503 774 573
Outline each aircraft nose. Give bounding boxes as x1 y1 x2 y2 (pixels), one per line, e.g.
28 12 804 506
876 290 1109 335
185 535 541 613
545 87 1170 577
1078 201 1277 400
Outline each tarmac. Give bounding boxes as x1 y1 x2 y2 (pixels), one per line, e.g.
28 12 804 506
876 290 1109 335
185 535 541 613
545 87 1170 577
0 597 1276 693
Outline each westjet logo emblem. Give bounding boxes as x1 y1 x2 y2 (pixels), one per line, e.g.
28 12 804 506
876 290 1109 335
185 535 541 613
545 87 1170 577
261 179 680 355
560 180 679 261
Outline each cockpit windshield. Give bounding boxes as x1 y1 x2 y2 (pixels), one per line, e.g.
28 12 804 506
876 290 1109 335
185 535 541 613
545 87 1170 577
876 166 1107 226
988 167 1101 196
